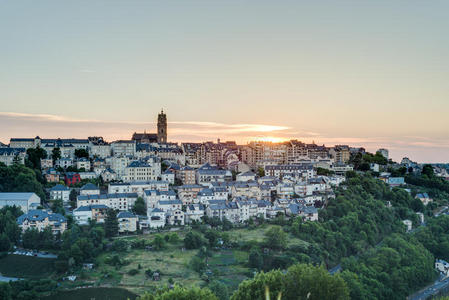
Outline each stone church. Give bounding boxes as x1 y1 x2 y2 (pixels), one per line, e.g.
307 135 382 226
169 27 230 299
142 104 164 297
132 110 167 144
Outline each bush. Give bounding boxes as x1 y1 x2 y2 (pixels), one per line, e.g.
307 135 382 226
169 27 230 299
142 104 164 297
127 269 139 276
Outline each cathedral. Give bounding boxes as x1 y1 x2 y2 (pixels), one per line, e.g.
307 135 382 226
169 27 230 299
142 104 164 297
132 110 167 144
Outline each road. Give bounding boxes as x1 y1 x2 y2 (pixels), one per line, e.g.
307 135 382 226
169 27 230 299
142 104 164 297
409 276 449 300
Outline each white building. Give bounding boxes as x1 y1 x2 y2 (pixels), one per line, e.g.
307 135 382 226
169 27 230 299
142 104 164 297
77 193 138 211
76 158 91 171
0 193 41 213
161 170 175 184
111 140 136 157
236 171 257 182
49 184 70 203
123 161 160 182
80 183 101 196
0 148 26 166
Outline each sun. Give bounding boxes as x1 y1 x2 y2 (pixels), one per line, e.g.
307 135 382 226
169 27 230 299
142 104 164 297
252 136 289 143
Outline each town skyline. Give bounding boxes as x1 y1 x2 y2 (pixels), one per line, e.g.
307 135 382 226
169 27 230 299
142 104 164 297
2 1 449 163
0 110 442 164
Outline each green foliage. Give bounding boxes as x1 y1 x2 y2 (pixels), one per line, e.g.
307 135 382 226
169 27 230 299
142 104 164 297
264 226 287 250
208 280 229 300
257 167 265 178
69 189 77 209
0 162 46 201
22 227 55 250
25 146 47 169
341 234 435 300
231 263 349 300
0 233 11 252
0 206 22 245
184 231 207 249
248 247 263 269
152 234 166 250
415 215 449 261
51 147 61 161
128 268 139 276
316 167 335 176
74 149 89 159
105 209 119 238
137 285 218 300
0 282 12 300
111 239 129 252
132 197 146 216
190 256 206 274
422 164 434 178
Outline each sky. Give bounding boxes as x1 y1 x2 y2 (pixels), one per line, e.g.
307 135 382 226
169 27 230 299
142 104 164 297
1 1 448 163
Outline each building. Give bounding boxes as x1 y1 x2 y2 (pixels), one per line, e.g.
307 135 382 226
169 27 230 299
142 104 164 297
377 148 389 160
40 158 53 169
80 183 100 196
44 168 61 183
17 209 67 234
76 158 91 171
132 110 168 144
196 168 232 185
236 171 256 182
265 164 314 179
124 161 160 182
110 140 136 157
185 204 205 223
416 193 432 206
161 170 175 184
0 148 26 166
0 193 41 213
65 172 81 186
57 158 74 169
329 145 350 164
436 259 449 276
117 211 138 233
176 166 196 185
49 184 70 203
77 192 138 211
148 208 166 228
157 110 167 143
73 204 108 225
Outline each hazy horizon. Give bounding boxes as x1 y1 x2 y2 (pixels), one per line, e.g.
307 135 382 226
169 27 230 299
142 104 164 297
1 1 449 163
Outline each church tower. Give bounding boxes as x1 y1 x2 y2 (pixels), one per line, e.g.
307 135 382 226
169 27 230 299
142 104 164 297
157 109 167 143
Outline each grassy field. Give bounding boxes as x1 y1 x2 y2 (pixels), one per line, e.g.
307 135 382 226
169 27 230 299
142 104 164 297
228 224 310 247
64 226 305 296
40 287 137 300
0 254 56 279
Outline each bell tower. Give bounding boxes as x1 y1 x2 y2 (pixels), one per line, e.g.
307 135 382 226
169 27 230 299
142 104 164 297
157 109 167 143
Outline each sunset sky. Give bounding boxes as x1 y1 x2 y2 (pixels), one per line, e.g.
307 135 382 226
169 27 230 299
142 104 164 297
1 1 449 162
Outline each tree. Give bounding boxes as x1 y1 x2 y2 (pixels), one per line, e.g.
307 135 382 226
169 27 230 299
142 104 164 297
0 233 11 252
184 231 207 249
51 147 61 162
248 247 263 269
231 264 349 300
69 189 77 209
104 209 119 238
25 146 47 170
74 149 89 159
257 167 265 178
152 234 166 250
137 286 218 300
132 197 146 215
422 164 434 178
264 226 287 250
282 264 349 300
190 256 206 274
208 280 229 300
0 282 12 300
